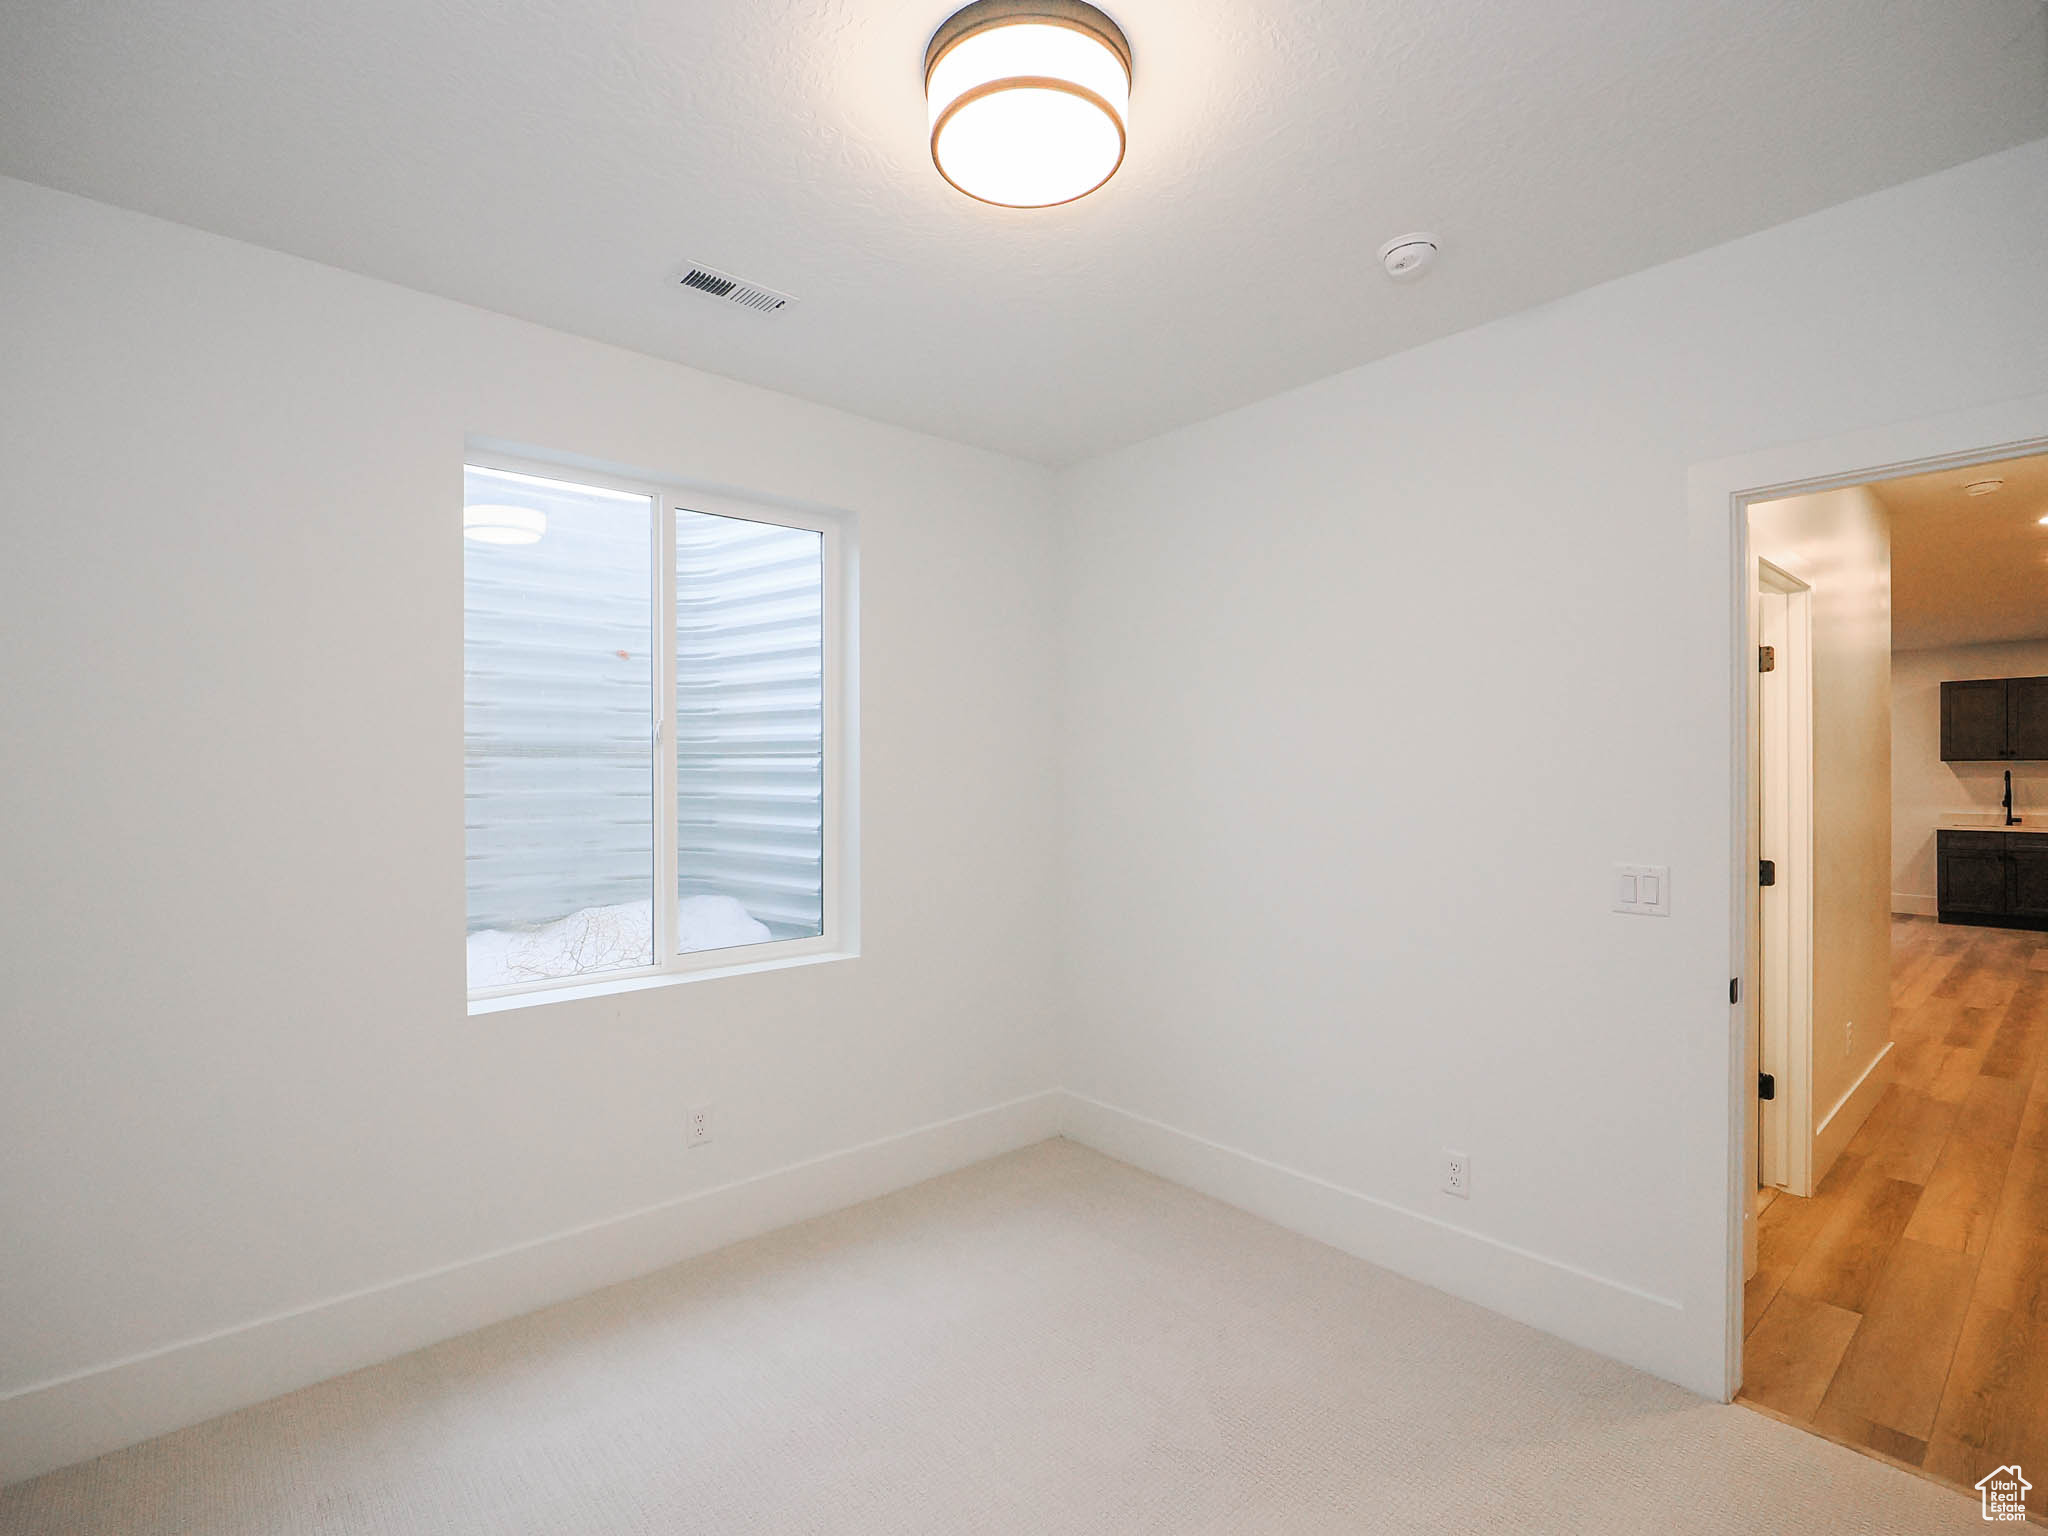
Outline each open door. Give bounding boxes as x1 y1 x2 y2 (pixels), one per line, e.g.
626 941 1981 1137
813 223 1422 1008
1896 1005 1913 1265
1756 581 1792 1195
1749 557 1815 1256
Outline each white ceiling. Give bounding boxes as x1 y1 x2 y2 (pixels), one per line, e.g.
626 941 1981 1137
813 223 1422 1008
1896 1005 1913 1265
1881 452 2048 652
2 1 2044 465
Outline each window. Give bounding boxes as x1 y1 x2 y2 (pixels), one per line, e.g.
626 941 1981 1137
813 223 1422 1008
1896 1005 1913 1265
463 457 847 1002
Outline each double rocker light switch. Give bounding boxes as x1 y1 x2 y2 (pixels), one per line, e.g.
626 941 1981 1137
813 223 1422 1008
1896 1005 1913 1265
1613 864 1670 916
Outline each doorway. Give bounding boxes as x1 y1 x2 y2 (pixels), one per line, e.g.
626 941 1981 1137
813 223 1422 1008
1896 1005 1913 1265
1728 439 2048 1498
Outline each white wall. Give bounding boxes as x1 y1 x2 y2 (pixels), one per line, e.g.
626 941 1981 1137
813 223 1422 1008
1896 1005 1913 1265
1749 488 1892 1174
0 177 1062 1480
1894 639 2048 910
1055 137 2048 1397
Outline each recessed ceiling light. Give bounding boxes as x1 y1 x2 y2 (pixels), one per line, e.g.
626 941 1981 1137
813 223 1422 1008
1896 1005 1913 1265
925 0 1132 209
1964 478 2006 496
464 505 547 545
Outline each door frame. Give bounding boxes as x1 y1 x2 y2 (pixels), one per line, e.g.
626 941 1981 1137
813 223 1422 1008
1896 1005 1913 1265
1691 390 2048 1401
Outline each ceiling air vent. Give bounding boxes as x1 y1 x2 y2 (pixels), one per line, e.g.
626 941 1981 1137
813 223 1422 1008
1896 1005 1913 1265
677 264 795 314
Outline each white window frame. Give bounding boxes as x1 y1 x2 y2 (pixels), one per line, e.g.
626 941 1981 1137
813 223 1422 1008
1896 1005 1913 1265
464 449 857 1013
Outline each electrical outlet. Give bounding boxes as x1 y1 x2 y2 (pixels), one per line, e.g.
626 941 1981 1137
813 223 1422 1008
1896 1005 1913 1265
1443 1149 1471 1199
687 1104 713 1148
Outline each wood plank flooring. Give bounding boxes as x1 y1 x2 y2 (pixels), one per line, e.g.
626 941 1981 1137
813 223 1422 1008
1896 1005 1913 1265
1741 916 2048 1506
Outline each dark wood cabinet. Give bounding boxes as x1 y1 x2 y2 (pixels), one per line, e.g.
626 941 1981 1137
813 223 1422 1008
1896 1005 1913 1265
2010 678 2048 761
1940 676 2048 761
1941 843 2010 915
2011 845 2048 921
1938 829 2048 929
1942 680 2010 761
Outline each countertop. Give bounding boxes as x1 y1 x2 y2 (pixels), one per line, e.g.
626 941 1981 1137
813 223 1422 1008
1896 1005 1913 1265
1937 817 2048 836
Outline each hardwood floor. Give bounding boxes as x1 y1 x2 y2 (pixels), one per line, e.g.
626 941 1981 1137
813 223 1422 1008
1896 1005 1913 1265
1741 916 2048 1504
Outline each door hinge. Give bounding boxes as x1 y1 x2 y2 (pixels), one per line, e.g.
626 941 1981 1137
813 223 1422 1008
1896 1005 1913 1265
1759 859 1777 887
1759 644 1776 673
1758 1072 1776 1101
1730 977 1740 1005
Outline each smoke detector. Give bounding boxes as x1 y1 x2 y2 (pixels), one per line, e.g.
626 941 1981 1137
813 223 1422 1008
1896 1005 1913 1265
1379 233 1439 280
677 264 796 313
1964 477 2006 496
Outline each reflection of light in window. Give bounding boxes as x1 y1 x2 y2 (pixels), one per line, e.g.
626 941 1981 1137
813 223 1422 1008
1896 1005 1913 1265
462 505 547 544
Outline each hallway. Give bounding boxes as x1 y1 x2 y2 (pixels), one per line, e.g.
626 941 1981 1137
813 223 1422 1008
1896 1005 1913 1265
1741 916 2048 1495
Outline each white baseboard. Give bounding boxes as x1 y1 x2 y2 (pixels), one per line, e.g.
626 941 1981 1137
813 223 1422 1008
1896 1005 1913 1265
1891 892 1938 917
1054 1091 1709 1397
0 1089 1064 1487
1812 1040 1895 1186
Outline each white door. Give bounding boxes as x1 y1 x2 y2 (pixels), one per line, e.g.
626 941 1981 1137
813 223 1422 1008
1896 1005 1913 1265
1756 585 1792 1195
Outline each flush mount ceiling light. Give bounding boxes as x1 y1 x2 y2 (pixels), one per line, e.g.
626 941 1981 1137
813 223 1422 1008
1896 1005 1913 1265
925 0 1132 209
1965 478 2007 496
463 505 547 545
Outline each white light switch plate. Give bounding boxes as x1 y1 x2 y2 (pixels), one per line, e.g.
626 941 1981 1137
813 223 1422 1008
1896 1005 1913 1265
1613 864 1670 916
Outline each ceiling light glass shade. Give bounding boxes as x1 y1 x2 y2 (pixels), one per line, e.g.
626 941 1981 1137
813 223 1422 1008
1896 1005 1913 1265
463 504 547 545
926 0 1131 208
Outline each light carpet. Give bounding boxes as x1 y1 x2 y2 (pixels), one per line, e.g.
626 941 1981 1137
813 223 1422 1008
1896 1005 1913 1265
0 1139 1986 1534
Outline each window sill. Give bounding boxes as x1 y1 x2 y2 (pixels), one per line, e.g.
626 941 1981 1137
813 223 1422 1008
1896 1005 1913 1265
467 948 856 1015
